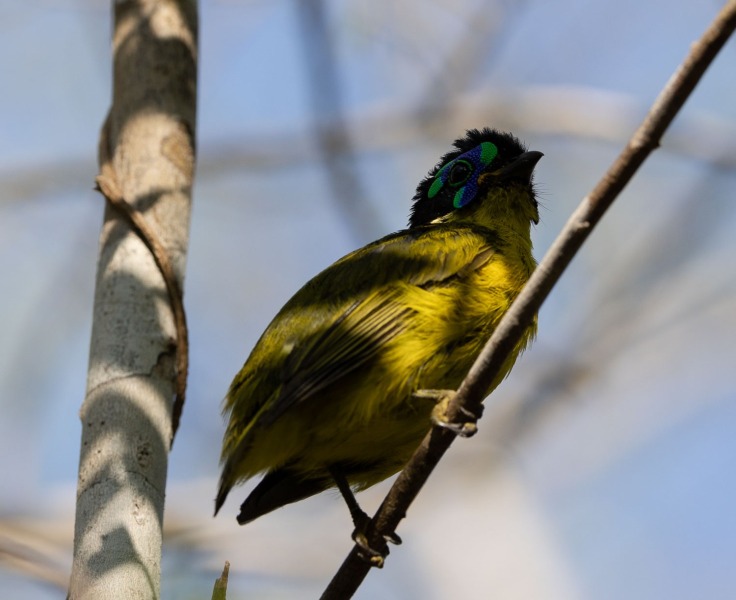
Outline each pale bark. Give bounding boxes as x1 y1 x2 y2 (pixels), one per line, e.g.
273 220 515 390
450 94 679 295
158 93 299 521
69 1 197 598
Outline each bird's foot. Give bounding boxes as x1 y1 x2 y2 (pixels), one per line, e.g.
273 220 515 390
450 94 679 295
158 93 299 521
415 389 483 437
351 512 402 569
329 466 401 568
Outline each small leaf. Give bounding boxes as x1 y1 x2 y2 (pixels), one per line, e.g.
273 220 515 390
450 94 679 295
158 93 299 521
211 561 230 600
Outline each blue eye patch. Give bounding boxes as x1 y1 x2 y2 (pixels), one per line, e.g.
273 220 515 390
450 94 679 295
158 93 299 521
427 141 498 208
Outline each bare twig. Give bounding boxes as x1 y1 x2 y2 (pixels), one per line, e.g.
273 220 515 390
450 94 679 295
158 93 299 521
321 2 736 597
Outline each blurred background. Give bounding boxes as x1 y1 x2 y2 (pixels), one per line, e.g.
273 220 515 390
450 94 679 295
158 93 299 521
1 0 735 598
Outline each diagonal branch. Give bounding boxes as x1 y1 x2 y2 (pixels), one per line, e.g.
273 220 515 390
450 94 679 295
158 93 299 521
321 1 736 597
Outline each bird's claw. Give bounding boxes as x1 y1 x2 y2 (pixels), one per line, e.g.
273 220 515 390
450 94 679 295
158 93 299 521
384 531 402 545
416 389 482 437
351 515 401 568
352 528 389 568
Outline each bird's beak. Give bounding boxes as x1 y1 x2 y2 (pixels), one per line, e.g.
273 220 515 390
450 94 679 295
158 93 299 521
479 150 543 185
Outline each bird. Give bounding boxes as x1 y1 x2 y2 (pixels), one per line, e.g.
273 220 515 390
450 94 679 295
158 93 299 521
215 128 542 541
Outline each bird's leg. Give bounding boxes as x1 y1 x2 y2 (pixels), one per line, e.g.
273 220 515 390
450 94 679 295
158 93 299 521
413 389 483 437
329 466 370 533
329 466 401 569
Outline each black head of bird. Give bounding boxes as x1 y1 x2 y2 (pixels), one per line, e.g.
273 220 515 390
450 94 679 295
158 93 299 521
409 128 542 229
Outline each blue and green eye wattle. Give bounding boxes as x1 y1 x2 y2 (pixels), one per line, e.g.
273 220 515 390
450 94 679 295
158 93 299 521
427 141 498 208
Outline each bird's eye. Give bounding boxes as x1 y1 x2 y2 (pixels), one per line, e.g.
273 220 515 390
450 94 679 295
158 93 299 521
448 160 472 187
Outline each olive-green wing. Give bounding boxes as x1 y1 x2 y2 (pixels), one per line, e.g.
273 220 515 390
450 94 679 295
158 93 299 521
224 225 497 438
261 286 414 424
249 225 498 423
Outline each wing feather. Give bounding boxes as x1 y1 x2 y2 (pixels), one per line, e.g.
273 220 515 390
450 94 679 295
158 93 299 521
222 224 499 452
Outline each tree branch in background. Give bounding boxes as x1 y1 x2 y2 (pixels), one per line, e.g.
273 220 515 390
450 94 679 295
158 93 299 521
68 0 197 598
296 0 384 242
6 85 736 209
414 0 524 126
321 1 736 597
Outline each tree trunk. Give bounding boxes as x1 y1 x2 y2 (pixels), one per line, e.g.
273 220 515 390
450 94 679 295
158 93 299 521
68 1 197 598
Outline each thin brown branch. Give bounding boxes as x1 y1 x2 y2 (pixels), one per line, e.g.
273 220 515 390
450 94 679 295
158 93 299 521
321 2 736 597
